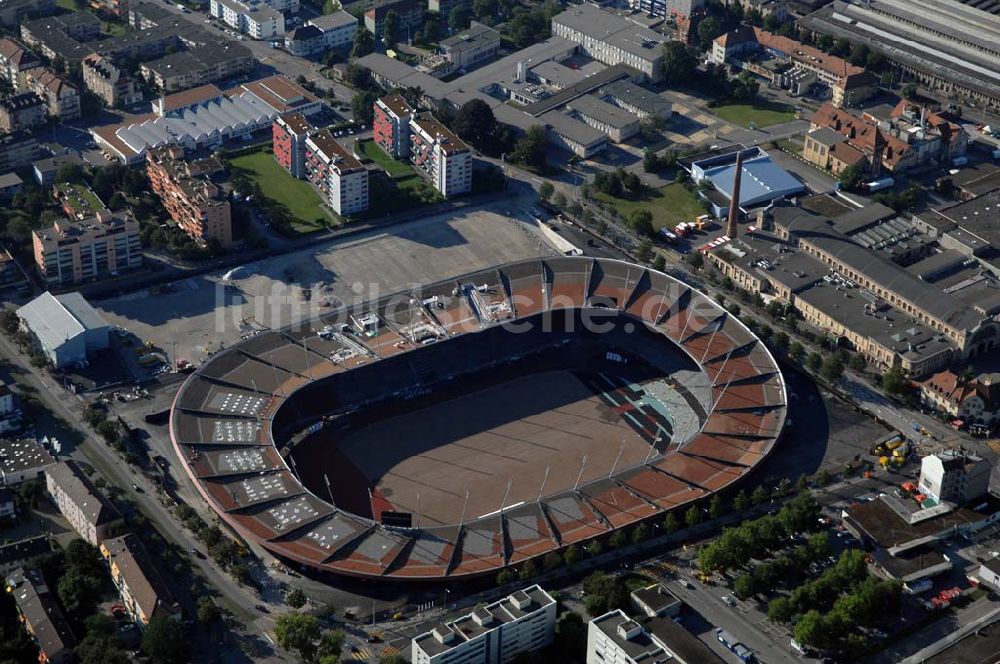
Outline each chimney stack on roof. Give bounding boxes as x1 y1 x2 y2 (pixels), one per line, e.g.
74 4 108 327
726 149 744 239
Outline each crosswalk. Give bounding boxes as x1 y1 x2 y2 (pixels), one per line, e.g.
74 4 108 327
640 559 678 582
347 644 402 662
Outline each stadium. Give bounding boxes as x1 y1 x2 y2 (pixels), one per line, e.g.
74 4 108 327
170 256 787 580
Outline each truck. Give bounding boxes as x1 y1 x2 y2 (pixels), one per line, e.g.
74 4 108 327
659 227 678 244
732 644 755 663
865 177 895 192
716 629 737 649
952 156 968 168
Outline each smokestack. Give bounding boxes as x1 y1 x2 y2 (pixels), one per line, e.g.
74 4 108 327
726 149 744 238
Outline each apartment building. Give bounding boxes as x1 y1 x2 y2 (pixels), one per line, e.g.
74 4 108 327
627 0 703 22
100 534 181 629
45 460 123 546
209 0 285 40
587 610 723 664
412 585 556 664
5 568 75 664
373 93 415 159
918 450 990 504
410 114 471 198
146 145 233 246
272 112 314 178
22 67 80 121
711 26 876 107
0 37 41 90
0 92 44 132
440 22 501 71
919 370 1000 429
82 54 143 108
33 210 143 287
0 438 56 487
0 131 39 173
801 126 867 176
0 0 56 28
364 0 424 40
810 102 967 175
552 5 667 83
93 0 130 17
304 129 369 216
140 43 254 93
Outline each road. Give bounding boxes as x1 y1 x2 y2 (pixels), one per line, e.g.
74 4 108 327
0 332 292 663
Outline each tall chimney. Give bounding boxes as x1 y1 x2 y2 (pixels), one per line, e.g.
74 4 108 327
726 149 745 238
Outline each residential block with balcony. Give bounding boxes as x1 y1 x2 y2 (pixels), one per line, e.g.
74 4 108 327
409 114 471 199
304 129 368 216
146 145 233 247
33 209 143 287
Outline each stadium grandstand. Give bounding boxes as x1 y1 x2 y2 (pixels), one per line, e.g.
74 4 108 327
170 257 786 580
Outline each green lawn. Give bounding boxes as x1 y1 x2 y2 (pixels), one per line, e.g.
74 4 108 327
711 100 797 128
596 183 705 231
366 173 442 218
59 183 103 215
359 140 413 178
229 150 335 232
55 0 77 11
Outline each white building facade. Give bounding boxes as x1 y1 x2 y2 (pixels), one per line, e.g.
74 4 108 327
209 0 285 39
412 585 556 664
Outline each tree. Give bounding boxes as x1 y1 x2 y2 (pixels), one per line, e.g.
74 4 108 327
381 656 407 664
632 523 651 544
453 99 498 152
882 365 910 396
661 42 698 85
57 568 101 615
806 352 823 372
794 610 829 649
382 10 401 46
816 34 834 51
286 588 306 609
767 596 795 623
849 353 867 372
751 485 769 507
449 5 470 31
142 614 188 664
901 82 918 100
697 16 721 51
564 544 582 565
609 529 628 549
773 331 789 352
838 163 863 192
555 612 587 662
538 181 554 202
789 341 805 362
76 634 129 664
542 551 562 571
733 574 758 600
55 162 84 184
496 568 516 585
472 0 498 23
686 252 704 271
552 192 566 208
708 494 725 519
197 596 222 624
511 125 547 171
351 27 375 58
848 43 870 66
732 489 749 512
684 504 702 527
274 613 321 662
821 354 845 382
351 90 379 126
632 211 655 238
318 629 344 662
518 559 537 580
